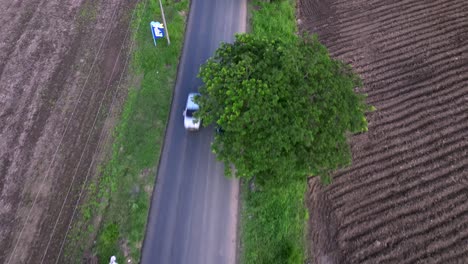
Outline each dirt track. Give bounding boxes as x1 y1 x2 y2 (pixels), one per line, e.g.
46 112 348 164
298 0 468 263
0 0 135 262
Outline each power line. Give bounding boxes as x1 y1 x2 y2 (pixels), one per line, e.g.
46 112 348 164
6 4 120 264
39 3 139 262
53 0 148 262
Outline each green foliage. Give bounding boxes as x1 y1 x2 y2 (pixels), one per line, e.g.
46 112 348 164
239 1 340 263
96 223 121 263
241 179 306 264
250 0 296 41
197 34 370 183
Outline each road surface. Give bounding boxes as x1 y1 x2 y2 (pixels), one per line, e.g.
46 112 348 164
141 0 247 263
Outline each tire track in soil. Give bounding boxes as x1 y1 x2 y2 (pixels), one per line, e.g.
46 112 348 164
299 0 468 263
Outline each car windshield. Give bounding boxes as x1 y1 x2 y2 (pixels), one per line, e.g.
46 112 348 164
186 109 197 117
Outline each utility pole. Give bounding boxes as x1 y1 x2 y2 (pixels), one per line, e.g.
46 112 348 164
158 0 170 45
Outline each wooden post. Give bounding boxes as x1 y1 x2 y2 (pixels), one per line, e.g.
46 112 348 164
159 0 170 45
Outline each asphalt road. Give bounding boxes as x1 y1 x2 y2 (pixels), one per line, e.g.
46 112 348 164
141 0 247 263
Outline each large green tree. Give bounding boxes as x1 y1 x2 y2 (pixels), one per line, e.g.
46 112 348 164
196 34 371 183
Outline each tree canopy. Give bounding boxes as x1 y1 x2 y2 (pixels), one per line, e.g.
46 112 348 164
196 34 371 183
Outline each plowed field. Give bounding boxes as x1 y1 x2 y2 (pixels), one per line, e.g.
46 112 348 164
298 0 468 263
0 0 135 262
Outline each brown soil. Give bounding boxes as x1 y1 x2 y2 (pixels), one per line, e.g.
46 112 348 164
0 0 136 263
298 0 468 263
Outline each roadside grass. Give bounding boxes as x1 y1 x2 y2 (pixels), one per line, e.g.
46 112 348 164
240 1 308 263
241 179 307 264
63 0 189 263
250 0 296 40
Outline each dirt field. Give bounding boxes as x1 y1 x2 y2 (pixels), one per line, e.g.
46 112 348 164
0 0 136 262
298 0 468 263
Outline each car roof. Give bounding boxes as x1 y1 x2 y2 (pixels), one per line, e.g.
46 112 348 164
186 93 200 110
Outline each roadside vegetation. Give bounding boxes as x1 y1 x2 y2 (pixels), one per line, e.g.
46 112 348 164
240 2 307 263
63 0 189 263
196 0 371 263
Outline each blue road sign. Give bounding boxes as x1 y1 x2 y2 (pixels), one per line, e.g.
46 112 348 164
150 21 165 46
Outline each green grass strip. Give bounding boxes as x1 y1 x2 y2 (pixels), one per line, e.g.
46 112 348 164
241 180 307 264
241 1 308 264
250 0 297 41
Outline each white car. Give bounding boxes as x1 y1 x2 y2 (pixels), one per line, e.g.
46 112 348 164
183 93 201 131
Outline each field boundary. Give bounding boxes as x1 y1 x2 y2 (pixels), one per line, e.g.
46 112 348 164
61 0 190 263
298 0 468 262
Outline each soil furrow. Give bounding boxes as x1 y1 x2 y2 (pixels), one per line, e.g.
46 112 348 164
331 0 431 30
374 90 467 132
331 140 467 213
359 38 467 83
343 170 467 251
330 23 465 62
299 0 468 262
377 208 468 264
337 154 467 225
368 71 468 111
330 110 467 188
330 119 467 195
328 1 464 47
367 105 467 146
357 41 465 76
357 192 468 263
341 163 467 238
